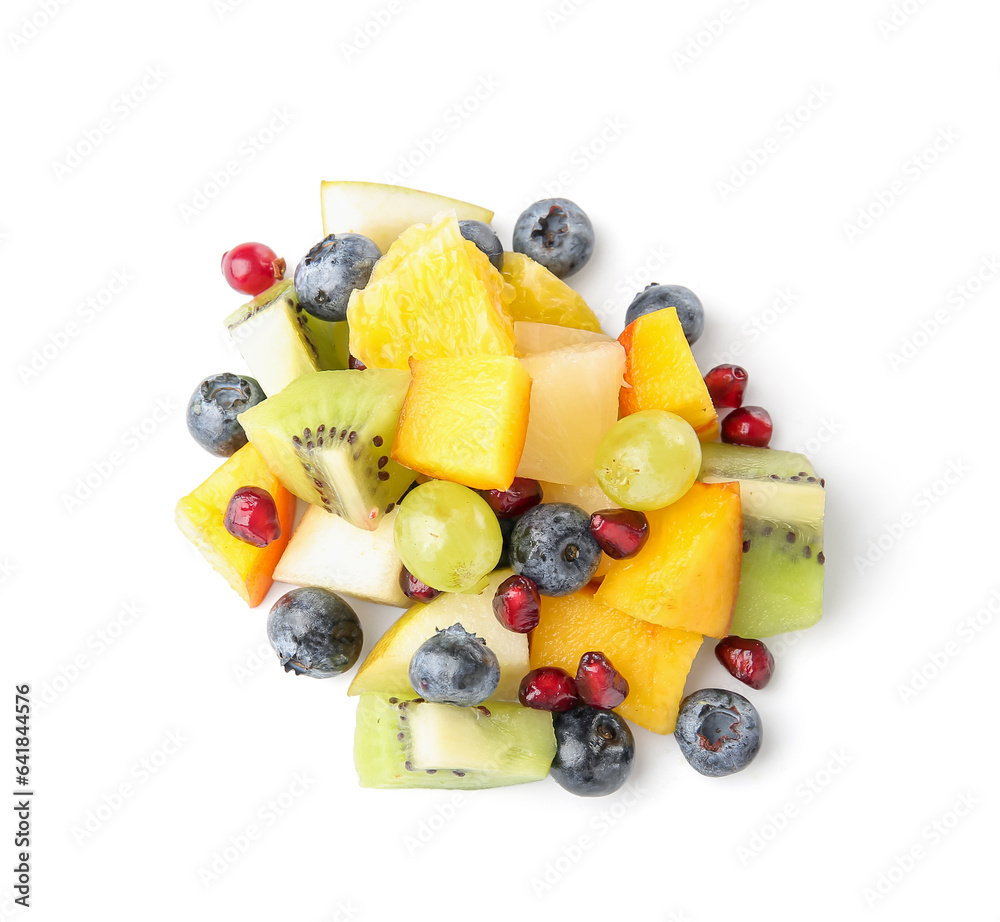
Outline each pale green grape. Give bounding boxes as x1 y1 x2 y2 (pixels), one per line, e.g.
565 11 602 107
594 410 702 511
394 481 502 592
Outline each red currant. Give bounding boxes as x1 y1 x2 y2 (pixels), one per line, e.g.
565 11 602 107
221 242 285 296
721 406 773 447
480 478 544 518
492 575 541 633
715 636 774 689
518 667 579 712
704 364 748 409
589 509 649 559
575 651 629 709
223 487 281 547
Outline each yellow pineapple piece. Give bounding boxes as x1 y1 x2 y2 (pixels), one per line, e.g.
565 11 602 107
347 214 514 370
502 252 603 332
392 355 531 491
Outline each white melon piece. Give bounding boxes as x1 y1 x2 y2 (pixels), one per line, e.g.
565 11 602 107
348 570 529 701
321 181 493 254
513 321 613 357
274 504 408 607
517 341 626 486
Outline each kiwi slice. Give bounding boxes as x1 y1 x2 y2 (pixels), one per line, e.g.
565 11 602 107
699 442 825 637
354 694 556 790
225 281 349 396
238 369 413 531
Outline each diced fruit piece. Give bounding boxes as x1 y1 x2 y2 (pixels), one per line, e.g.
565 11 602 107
224 281 348 397
266 587 363 678
459 220 503 271
594 409 701 511
517 341 625 486
223 486 281 548
589 509 649 559
704 364 748 409
699 443 825 636
348 570 529 701
221 242 284 296
493 574 541 633
398 566 441 603
518 667 579 712
529 584 703 734
347 214 514 370
273 505 408 607
715 636 775 690
511 503 602 597
551 705 634 797
480 478 543 518
175 443 295 607
186 373 265 456
237 369 412 530
393 482 502 593
408 624 500 707
721 405 773 448
393 354 531 491
513 320 612 357
294 234 381 322
618 307 719 440
502 253 603 331
596 482 742 637
624 284 704 345
321 181 493 254
674 688 762 777
354 694 555 790
575 652 629 709
512 199 594 279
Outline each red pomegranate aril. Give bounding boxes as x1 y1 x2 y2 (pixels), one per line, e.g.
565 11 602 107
589 509 649 559
480 477 543 518
223 486 281 548
221 242 285 296
721 405 773 448
348 354 367 371
492 575 541 633
399 565 441 602
704 364 748 409
715 635 774 689
518 667 579 712
575 651 629 709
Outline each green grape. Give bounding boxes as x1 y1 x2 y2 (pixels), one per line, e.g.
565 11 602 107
394 481 502 592
595 410 702 511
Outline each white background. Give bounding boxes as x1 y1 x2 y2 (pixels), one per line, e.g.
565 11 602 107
2 0 997 919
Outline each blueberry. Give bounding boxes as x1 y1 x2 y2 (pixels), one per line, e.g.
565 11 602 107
186 372 265 456
267 587 363 679
624 284 704 344
293 233 381 322
551 705 634 796
459 220 504 272
673 687 762 776
408 623 500 707
510 503 601 596
512 198 594 278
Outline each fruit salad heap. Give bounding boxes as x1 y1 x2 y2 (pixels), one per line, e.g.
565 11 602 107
177 182 827 797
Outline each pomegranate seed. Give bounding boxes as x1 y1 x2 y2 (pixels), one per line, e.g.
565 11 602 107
221 242 285 296
399 566 441 602
223 486 281 547
479 477 543 518
518 667 579 712
721 405 773 448
715 636 774 689
493 575 541 633
576 651 629 709
704 364 748 408
348 354 367 371
590 509 649 559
